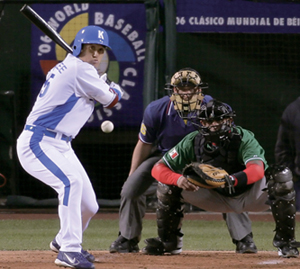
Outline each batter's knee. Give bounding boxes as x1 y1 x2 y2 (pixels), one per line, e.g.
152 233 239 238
82 199 99 218
91 200 99 215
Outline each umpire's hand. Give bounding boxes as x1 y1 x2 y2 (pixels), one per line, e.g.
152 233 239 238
177 176 199 192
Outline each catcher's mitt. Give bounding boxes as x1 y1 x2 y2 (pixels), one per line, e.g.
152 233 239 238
182 163 230 189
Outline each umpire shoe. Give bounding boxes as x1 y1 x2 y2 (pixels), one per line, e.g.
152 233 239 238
234 233 257 254
109 235 140 253
55 251 94 269
50 238 95 263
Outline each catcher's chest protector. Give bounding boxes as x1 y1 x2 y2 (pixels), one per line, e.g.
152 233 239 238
194 132 244 174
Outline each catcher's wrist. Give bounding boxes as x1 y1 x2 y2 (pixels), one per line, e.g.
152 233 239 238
229 175 236 185
176 176 184 186
231 171 247 188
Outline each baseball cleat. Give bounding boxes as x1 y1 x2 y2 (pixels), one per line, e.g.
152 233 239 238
50 239 60 252
80 249 95 263
50 239 95 263
234 233 257 254
109 235 139 253
55 251 94 269
142 237 182 255
277 246 299 258
273 234 300 258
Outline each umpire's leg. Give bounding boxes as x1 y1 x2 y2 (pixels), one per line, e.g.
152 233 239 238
119 156 161 240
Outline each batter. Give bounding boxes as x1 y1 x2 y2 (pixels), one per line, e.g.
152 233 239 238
17 25 123 269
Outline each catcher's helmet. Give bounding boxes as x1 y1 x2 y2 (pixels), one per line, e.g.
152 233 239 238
73 25 111 57
197 99 236 143
165 68 208 120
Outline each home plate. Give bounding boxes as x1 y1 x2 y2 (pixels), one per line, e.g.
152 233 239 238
258 260 284 265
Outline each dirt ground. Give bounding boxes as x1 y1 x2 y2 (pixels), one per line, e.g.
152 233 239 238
1 250 300 269
1 210 300 269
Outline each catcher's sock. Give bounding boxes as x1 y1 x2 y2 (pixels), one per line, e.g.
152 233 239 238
109 235 139 253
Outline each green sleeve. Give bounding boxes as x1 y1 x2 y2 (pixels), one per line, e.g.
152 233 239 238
236 127 268 170
162 131 199 173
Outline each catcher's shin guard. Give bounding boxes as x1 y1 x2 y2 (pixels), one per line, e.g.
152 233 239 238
144 183 184 255
266 165 298 253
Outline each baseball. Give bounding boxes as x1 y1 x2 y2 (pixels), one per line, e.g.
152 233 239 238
101 120 114 133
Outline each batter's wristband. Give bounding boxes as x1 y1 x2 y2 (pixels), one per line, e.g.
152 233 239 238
231 171 248 188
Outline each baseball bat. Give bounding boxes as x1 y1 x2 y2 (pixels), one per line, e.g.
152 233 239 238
20 4 73 54
20 4 112 84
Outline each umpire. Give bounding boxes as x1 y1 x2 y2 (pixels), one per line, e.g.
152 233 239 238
143 99 299 258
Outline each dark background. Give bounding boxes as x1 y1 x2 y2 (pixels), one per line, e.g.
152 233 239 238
0 1 299 202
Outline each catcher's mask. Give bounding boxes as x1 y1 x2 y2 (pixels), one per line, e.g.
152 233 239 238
165 68 208 120
196 99 236 143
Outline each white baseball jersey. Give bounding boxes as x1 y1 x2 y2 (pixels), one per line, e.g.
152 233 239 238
17 53 119 253
26 53 117 138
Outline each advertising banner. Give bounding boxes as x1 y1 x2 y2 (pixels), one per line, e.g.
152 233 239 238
176 0 300 33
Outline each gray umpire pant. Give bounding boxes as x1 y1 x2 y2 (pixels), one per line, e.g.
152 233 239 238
119 154 262 242
119 156 160 240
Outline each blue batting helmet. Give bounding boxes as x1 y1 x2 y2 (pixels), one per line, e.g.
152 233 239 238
72 25 111 57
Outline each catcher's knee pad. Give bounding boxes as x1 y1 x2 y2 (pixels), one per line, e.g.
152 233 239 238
266 165 295 200
157 182 184 209
156 182 184 251
266 165 297 244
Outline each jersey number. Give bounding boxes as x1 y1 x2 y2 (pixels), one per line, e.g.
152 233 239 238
40 74 55 97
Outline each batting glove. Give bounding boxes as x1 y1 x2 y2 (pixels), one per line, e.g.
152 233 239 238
110 81 124 101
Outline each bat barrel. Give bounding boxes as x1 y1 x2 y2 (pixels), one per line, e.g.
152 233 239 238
20 4 73 54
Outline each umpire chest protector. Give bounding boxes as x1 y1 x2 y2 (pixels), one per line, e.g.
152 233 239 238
193 129 244 175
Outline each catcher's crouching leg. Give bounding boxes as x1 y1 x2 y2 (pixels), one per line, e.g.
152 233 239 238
266 165 300 258
142 182 184 255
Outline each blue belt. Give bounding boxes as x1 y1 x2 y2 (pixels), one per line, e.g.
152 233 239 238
25 125 72 142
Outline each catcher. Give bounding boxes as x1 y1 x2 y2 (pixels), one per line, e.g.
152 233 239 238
142 99 299 258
